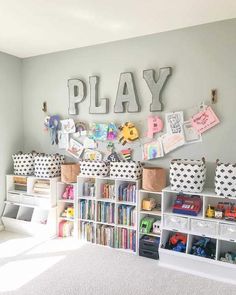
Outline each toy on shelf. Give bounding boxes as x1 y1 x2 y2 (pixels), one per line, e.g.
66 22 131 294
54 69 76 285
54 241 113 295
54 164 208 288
139 235 160 260
61 206 74 219
62 185 74 200
166 233 187 253
83 180 95 197
58 220 73 237
172 195 202 216
190 237 215 259
206 202 236 221
140 216 155 234
206 205 215 218
142 198 157 211
220 252 236 264
152 219 161 234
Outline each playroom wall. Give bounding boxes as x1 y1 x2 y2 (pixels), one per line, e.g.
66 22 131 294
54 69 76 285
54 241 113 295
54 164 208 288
0 52 23 215
21 18 236 187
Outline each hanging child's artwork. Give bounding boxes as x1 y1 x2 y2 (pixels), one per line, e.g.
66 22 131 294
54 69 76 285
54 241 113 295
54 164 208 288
58 131 69 149
89 123 108 141
147 116 164 138
83 137 97 149
118 122 139 145
49 115 60 145
61 119 76 134
183 121 202 144
67 138 84 159
165 112 184 134
107 123 118 141
191 106 220 134
161 133 185 154
121 148 132 161
83 149 103 161
142 139 164 160
74 121 87 137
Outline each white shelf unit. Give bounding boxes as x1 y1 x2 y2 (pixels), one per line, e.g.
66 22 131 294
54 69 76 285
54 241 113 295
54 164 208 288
159 187 236 284
2 175 58 238
138 190 162 249
56 181 77 238
76 176 141 253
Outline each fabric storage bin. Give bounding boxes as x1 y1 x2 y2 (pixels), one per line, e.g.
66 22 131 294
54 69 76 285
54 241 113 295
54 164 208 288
34 154 65 178
215 160 236 197
7 193 21 203
61 163 80 183
110 161 142 180
190 219 217 236
142 167 166 192
12 152 36 176
169 158 206 193
219 223 236 241
163 214 188 231
80 160 109 177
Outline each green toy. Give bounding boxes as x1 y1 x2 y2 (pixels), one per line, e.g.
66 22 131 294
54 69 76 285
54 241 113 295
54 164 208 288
140 216 155 233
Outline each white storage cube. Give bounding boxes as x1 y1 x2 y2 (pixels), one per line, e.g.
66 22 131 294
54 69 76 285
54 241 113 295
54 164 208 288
33 197 50 208
190 219 217 236
32 208 49 224
20 195 35 206
163 214 188 231
219 223 236 241
7 193 21 203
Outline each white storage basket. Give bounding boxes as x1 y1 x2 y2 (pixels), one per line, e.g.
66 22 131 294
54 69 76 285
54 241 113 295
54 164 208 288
110 161 142 180
80 160 109 177
12 152 36 176
169 158 206 193
215 160 236 197
34 154 65 178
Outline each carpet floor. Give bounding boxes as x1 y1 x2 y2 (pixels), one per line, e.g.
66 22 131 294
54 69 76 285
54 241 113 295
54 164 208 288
0 231 235 295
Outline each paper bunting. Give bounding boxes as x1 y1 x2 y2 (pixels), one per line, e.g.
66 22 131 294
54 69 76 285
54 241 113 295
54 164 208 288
147 116 164 138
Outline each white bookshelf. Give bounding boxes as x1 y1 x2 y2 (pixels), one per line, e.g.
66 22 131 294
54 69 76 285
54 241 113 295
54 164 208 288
159 186 236 284
76 175 141 253
138 190 162 247
2 175 58 238
56 181 77 238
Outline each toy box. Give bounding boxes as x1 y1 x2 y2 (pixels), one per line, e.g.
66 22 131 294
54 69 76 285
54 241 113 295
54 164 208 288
173 195 202 216
139 235 160 260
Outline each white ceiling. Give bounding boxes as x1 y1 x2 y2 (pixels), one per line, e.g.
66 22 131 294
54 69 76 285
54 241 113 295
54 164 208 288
0 0 236 58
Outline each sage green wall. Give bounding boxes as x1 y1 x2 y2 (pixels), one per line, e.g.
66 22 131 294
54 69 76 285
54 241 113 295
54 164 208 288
0 52 23 215
22 19 236 187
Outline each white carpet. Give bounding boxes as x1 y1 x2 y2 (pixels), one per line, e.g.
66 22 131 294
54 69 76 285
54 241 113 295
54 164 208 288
0 231 235 295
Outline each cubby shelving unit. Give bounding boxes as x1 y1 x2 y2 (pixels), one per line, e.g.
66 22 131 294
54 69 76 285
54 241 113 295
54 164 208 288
76 175 141 253
159 186 236 284
2 175 58 237
138 190 162 243
57 181 77 238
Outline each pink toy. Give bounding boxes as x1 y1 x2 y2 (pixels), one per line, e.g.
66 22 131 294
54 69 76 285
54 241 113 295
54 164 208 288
68 186 74 200
62 185 74 200
147 116 164 138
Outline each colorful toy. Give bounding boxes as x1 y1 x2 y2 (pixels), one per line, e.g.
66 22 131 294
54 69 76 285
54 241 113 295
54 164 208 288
190 237 215 259
89 123 108 141
220 252 236 264
225 205 236 221
61 206 74 219
140 216 155 234
118 122 139 145
166 233 187 253
173 195 202 216
206 205 215 218
142 198 157 211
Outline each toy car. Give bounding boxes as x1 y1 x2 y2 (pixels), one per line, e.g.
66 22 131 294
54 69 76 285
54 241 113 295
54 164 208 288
225 205 236 221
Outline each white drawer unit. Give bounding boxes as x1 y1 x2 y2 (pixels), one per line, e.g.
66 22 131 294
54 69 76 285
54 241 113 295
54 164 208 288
7 192 21 203
219 223 236 241
190 219 217 236
163 214 188 231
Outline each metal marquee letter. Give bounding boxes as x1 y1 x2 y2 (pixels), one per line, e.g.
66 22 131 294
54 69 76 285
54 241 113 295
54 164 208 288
68 79 86 115
143 67 172 112
114 72 140 113
89 76 109 114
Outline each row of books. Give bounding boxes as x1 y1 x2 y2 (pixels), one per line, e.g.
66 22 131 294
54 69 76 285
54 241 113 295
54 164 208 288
96 225 136 252
80 199 95 220
118 183 136 203
97 202 115 224
117 205 136 226
80 222 94 243
83 180 95 197
101 183 115 199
